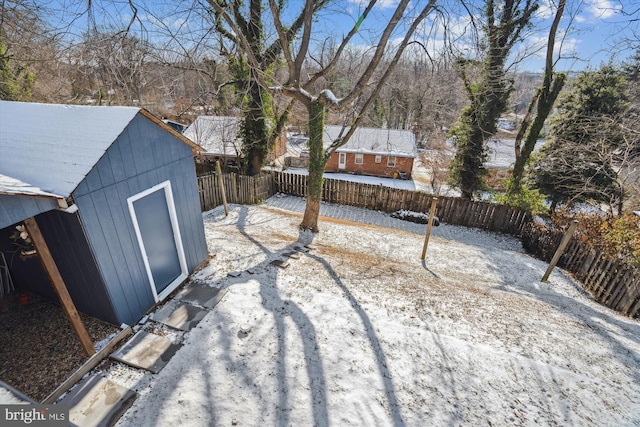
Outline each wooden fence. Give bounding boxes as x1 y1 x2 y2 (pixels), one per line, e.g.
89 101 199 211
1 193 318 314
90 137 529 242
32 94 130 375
198 173 275 211
522 222 640 318
198 170 638 319
272 171 531 235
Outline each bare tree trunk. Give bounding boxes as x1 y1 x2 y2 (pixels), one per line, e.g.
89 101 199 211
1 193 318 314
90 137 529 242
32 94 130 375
300 100 326 231
510 0 566 192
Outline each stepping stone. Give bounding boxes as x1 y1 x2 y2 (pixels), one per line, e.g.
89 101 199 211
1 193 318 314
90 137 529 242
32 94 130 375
270 259 290 269
151 301 208 331
59 373 136 427
177 283 227 309
284 251 301 259
110 330 180 374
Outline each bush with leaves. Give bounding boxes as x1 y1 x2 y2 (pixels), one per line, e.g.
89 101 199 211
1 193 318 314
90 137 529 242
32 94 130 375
492 178 547 215
551 209 640 266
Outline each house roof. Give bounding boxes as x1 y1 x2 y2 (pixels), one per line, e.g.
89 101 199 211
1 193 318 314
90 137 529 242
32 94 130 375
323 125 416 158
183 116 244 157
0 101 201 201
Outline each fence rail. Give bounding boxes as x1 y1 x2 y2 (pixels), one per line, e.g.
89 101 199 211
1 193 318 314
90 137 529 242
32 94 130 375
197 170 638 319
272 171 531 235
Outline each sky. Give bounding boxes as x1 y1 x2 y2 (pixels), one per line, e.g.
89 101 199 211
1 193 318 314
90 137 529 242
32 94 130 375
50 0 639 73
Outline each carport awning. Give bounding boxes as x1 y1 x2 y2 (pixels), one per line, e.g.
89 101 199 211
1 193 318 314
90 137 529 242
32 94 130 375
0 174 65 229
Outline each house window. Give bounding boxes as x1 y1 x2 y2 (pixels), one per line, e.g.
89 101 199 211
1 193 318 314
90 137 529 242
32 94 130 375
387 156 397 167
355 154 364 165
375 155 382 163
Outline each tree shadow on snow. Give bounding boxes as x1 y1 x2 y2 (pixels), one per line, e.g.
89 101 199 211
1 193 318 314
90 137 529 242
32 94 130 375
215 205 406 426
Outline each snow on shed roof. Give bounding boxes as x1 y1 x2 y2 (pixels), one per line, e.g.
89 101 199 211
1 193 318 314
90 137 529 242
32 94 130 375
323 125 416 158
0 174 63 199
0 101 140 197
183 116 243 157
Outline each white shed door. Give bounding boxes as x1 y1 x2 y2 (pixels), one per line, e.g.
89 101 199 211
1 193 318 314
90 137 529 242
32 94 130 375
128 181 187 301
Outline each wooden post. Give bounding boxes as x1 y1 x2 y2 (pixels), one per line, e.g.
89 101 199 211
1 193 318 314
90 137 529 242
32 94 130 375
216 160 229 216
42 325 132 404
23 217 95 356
541 220 578 283
421 197 438 260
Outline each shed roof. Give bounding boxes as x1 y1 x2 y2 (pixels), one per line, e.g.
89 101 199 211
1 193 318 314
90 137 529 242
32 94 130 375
0 101 140 198
0 102 201 200
183 116 243 157
323 125 416 158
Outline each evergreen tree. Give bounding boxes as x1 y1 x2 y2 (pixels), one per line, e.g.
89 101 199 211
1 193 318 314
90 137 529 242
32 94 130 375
0 39 33 101
531 65 630 213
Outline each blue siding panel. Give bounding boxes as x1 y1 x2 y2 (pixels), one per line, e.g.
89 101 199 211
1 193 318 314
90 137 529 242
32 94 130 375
96 151 116 188
108 142 128 182
128 117 148 175
118 128 138 177
0 195 58 229
74 179 90 198
91 189 149 323
36 210 119 325
84 166 103 193
72 112 207 325
167 158 209 269
73 192 136 323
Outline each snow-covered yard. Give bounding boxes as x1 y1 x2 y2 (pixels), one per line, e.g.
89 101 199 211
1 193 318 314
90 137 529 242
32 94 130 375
115 200 640 426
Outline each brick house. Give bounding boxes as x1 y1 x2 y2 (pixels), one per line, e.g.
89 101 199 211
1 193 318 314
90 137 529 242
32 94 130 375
323 125 417 179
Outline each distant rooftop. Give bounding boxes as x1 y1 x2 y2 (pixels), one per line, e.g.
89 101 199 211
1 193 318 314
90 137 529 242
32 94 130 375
183 116 243 157
323 125 416 158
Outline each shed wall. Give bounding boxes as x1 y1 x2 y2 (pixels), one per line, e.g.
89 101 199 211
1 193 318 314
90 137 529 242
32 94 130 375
0 210 118 324
73 114 208 325
0 195 58 229
36 210 118 324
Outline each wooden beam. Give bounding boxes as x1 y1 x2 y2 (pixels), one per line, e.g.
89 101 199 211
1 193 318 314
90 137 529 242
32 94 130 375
23 217 96 356
42 325 132 404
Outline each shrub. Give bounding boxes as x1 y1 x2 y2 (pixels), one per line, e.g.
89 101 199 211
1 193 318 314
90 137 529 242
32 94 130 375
492 183 547 215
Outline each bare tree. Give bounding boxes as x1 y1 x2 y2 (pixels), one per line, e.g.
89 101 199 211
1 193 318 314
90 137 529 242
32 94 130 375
510 0 567 192
209 0 438 231
69 30 153 105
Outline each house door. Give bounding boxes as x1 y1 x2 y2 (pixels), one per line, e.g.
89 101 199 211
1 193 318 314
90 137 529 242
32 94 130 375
338 152 346 169
128 181 187 302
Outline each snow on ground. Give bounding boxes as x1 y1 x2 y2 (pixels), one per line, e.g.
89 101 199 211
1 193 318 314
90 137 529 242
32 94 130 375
115 197 640 427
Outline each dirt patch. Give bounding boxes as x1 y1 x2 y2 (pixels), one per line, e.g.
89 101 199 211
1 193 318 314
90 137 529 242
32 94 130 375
0 291 119 402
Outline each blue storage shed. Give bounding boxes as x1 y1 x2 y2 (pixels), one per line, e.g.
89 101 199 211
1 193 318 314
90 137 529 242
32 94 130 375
0 101 209 326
